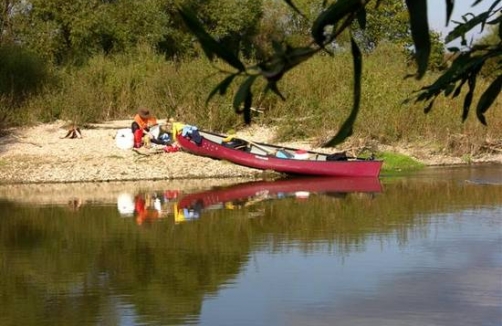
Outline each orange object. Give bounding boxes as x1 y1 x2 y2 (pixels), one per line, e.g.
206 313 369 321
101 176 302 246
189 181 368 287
134 114 157 131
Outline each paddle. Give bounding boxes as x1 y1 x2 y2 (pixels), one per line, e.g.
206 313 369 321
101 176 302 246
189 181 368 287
245 139 276 155
223 135 276 155
231 136 295 158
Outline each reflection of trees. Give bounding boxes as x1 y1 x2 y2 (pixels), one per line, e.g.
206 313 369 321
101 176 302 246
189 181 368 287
0 181 501 325
255 180 502 250
0 204 250 326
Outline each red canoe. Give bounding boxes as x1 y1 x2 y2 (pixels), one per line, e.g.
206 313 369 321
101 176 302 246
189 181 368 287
176 130 383 177
178 177 382 210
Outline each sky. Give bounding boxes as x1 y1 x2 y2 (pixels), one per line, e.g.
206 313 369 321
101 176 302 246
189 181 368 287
427 0 495 45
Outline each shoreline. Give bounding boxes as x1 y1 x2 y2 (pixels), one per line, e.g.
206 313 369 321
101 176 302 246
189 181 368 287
0 121 501 185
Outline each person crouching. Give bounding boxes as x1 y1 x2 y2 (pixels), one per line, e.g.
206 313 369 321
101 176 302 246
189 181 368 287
131 107 158 148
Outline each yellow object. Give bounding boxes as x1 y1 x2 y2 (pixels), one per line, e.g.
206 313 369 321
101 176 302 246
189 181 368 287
163 118 185 140
173 203 185 223
222 135 235 142
142 135 151 148
172 122 185 138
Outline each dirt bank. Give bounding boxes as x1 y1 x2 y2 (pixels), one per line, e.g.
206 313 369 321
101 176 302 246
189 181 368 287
0 120 500 185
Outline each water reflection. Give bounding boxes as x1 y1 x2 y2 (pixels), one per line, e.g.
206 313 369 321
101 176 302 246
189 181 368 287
117 190 181 225
0 167 501 326
116 177 383 224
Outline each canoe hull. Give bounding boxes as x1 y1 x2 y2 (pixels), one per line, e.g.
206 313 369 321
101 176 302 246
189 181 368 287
176 131 383 177
178 177 382 209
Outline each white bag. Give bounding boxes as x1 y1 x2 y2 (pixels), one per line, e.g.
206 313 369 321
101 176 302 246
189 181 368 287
149 124 160 139
115 128 134 149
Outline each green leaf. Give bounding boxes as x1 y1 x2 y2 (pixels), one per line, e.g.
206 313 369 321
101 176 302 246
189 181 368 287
233 75 258 113
488 14 502 25
272 40 283 54
416 90 436 102
445 0 454 24
178 6 245 72
462 73 477 122
444 83 455 96
420 53 483 96
283 47 317 71
445 12 490 44
487 0 502 17
259 46 315 83
323 36 362 147
243 92 252 124
462 92 472 121
423 100 434 114
476 74 502 125
356 7 367 30
453 77 468 98
264 81 286 101
311 0 364 46
206 74 237 105
499 20 502 40
489 0 502 10
406 0 431 79
281 0 304 17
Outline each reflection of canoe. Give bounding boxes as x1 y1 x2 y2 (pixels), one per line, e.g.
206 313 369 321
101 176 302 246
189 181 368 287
178 177 382 210
176 130 383 177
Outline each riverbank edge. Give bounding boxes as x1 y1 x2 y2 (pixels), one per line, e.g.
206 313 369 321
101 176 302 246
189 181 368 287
0 121 501 186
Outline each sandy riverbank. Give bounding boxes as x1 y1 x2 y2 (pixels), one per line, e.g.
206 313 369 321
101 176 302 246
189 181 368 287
0 120 500 185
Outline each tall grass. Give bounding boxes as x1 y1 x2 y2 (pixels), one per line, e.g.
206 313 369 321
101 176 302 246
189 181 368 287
0 45 50 127
3 42 501 154
261 42 501 155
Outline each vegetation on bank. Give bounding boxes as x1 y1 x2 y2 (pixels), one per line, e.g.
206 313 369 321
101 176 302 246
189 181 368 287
1 1 500 159
378 152 425 172
1 42 500 157
179 1 501 147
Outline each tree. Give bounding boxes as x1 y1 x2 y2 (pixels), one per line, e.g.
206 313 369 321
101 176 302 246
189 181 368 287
0 0 15 44
174 0 263 58
10 0 169 64
254 0 413 56
474 20 502 79
3 0 265 64
352 0 409 50
180 0 502 146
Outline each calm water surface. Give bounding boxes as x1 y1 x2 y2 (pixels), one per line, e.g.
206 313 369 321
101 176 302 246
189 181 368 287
0 165 501 326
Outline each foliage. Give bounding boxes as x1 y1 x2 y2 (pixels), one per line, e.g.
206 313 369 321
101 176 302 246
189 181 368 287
179 0 502 147
13 48 247 129
253 0 323 57
378 152 425 172
9 0 169 64
0 0 499 152
0 44 49 105
475 22 502 78
352 0 409 50
410 0 502 127
194 0 263 58
1 0 265 64
4 45 500 155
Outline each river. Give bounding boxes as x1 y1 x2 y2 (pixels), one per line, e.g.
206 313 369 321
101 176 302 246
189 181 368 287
0 165 501 326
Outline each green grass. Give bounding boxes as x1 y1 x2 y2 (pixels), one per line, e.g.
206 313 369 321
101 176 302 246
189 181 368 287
378 152 425 172
1 42 501 157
